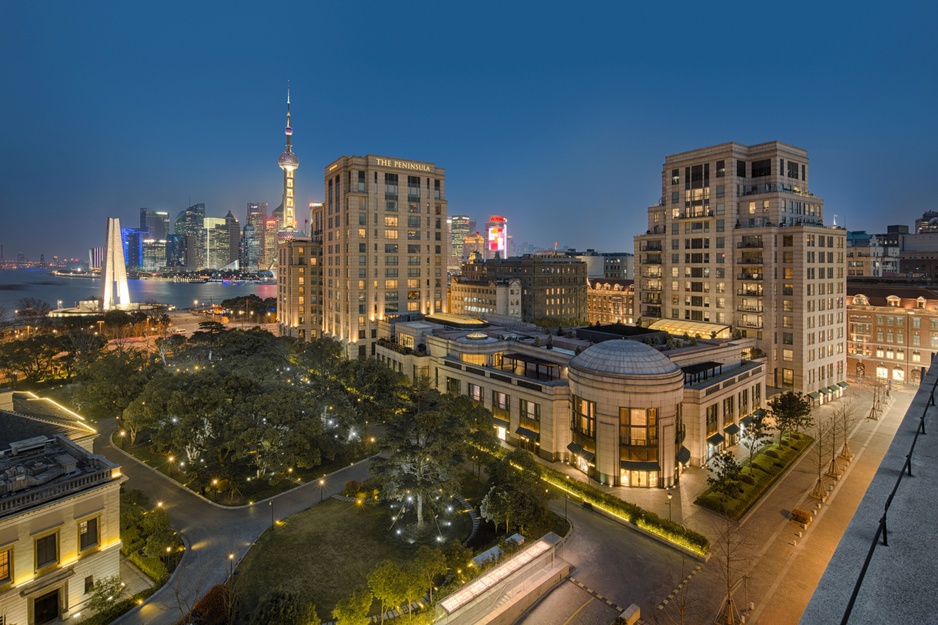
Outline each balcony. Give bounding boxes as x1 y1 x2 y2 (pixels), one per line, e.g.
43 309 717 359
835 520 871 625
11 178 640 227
737 239 764 249
641 269 662 278
737 320 763 329
737 304 764 313
641 242 663 252
740 183 817 198
643 295 662 305
737 273 763 281
736 289 764 297
644 256 662 265
676 210 714 219
736 256 764 265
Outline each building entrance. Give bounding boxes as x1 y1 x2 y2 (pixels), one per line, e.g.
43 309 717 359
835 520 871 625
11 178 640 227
34 588 60 624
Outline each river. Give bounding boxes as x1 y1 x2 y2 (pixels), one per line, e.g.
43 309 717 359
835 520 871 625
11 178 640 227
0 269 276 312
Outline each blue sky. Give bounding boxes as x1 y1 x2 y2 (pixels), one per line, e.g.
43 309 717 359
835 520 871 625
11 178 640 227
1 1 936 260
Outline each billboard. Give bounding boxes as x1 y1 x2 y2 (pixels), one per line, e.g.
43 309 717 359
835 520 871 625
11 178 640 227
488 226 506 253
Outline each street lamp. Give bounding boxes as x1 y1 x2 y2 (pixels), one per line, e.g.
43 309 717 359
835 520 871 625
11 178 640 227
228 553 235 579
268 500 274 530
211 478 219 502
667 490 673 522
119 430 126 448
319 478 325 503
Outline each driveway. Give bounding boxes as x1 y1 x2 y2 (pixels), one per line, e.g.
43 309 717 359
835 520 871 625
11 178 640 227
96 419 371 625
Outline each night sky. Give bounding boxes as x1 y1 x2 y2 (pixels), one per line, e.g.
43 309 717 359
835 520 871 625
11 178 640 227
2 2 936 260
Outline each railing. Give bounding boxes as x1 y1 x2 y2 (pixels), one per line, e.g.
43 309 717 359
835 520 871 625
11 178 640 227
737 273 763 280
737 321 763 329
840 374 938 624
736 289 763 297
641 243 663 252
737 305 764 313
737 240 764 248
644 257 662 265
740 183 817 198
736 256 764 265
0 468 113 518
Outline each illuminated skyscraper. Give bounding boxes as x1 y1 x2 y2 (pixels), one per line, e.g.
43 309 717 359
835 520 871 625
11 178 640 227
484 215 508 260
277 86 298 236
100 218 130 310
448 214 470 272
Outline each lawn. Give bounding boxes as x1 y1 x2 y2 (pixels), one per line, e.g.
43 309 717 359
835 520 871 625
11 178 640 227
695 433 814 519
234 496 474 623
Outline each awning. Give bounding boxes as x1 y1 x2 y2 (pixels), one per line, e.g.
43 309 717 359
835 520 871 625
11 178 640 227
740 415 754 427
753 408 767 417
724 423 740 435
808 391 820 399
838 381 849 388
648 319 731 339
707 433 725 446
677 446 691 464
828 385 839 393
515 426 540 441
567 442 595 462
819 387 831 395
620 460 661 472
492 416 510 429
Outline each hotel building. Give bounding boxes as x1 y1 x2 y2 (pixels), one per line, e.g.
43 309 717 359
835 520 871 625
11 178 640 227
634 142 846 394
321 155 448 358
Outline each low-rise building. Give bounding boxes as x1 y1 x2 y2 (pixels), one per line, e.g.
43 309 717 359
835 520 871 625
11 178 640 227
0 393 122 624
375 319 765 489
586 278 635 325
846 285 938 385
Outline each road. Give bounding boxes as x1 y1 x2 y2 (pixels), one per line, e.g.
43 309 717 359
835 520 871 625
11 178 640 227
95 419 371 625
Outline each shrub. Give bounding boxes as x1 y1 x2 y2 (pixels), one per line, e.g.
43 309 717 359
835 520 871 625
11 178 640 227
791 508 812 525
129 553 168 584
342 480 361 496
764 449 779 459
740 474 755 486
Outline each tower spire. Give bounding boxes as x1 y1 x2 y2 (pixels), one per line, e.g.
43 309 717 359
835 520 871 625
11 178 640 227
277 82 299 234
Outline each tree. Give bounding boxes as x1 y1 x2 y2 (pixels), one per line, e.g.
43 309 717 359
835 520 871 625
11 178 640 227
836 399 858 461
332 587 372 625
481 449 550 535
712 515 751 625
86 575 126 620
141 507 176 559
56 328 106 380
707 451 741 514
742 410 770 474
810 416 833 499
76 349 153 421
371 383 471 531
369 560 406 625
253 590 305 625
414 546 447 605
768 391 812 445
0 335 59 385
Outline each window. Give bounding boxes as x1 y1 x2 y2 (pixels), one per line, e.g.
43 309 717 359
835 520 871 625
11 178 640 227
446 377 461 395
716 160 725 178
572 396 596 438
737 160 747 178
0 548 11 585
36 533 58 570
706 404 718 435
751 159 771 177
85 575 94 594
79 518 99 551
520 399 540 425
620 408 658 447
468 383 483 403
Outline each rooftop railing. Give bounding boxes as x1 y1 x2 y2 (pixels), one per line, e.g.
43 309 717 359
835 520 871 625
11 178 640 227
840 374 938 624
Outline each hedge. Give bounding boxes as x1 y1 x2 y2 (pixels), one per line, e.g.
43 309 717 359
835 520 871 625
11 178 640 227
696 434 813 519
478 445 710 556
128 552 169 585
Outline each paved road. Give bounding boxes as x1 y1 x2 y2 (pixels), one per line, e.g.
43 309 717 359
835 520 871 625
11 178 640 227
516 581 620 625
96 419 371 625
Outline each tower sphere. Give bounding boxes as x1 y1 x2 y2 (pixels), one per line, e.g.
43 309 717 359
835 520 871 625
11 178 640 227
279 151 299 169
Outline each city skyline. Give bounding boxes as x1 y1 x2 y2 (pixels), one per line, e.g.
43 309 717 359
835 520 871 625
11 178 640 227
2 2 936 260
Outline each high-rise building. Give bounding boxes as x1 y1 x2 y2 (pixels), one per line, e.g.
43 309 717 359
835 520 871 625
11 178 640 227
120 228 147 270
224 211 240 266
241 223 260 272
634 141 846 394
202 217 229 270
321 155 447 358
277 236 323 341
174 203 205 270
484 215 508 260
277 86 298 237
263 217 279 271
246 202 269 269
140 208 170 240
448 214 470 272
88 247 103 270
141 239 167 272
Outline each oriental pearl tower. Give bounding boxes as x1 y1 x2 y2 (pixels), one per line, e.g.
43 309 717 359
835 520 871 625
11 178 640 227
277 85 299 237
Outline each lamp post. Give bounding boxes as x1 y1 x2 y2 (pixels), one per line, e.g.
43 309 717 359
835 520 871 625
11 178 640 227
319 478 325 503
667 490 673 522
119 430 126 449
228 553 234 580
211 478 219 503
268 500 274 530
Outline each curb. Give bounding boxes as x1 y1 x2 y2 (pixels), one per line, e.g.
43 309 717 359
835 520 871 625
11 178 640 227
569 576 626 613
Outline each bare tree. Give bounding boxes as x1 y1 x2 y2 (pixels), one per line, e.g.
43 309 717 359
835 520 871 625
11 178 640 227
810 416 833 499
825 412 841 478
836 399 858 462
712 516 751 625
653 556 706 625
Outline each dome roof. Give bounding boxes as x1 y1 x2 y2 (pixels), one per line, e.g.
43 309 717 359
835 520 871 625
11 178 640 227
278 151 299 168
569 340 680 376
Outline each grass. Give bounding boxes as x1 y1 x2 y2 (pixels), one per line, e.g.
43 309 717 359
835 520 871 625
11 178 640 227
234 496 473 622
695 433 814 519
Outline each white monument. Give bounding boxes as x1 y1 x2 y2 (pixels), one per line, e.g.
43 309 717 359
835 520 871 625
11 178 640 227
100 217 131 310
